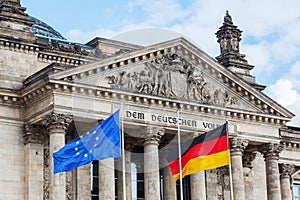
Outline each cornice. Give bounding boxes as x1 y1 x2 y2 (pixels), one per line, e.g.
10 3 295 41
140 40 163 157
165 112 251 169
0 37 39 53
0 36 100 66
0 88 21 105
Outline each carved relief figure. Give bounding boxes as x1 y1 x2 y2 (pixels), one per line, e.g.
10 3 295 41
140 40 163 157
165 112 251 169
106 53 239 108
186 69 210 102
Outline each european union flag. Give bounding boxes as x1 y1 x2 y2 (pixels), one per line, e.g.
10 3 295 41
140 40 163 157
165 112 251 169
53 110 121 174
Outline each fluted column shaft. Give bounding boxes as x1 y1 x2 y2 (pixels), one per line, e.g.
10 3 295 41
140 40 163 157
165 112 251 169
242 152 256 200
163 166 177 200
259 143 283 200
99 158 115 199
230 137 248 200
118 145 132 200
279 163 294 200
43 113 72 200
76 165 91 200
191 171 206 200
143 127 164 200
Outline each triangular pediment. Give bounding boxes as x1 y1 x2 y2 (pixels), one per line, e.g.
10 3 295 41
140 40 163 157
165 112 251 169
49 38 294 120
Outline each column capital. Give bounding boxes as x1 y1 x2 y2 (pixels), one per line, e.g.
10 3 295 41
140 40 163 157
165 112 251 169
279 163 295 178
23 123 46 145
143 126 165 145
230 137 248 155
43 112 72 134
242 152 256 168
259 143 283 160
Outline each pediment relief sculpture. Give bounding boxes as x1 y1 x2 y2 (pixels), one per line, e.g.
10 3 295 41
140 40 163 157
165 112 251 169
106 53 239 108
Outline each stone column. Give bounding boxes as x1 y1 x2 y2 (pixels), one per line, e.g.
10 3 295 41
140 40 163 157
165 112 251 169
23 124 45 200
76 165 91 200
143 127 164 200
43 112 72 200
242 152 256 200
117 144 133 200
99 158 115 199
191 171 206 200
279 163 294 200
217 166 231 200
230 137 248 200
162 166 177 200
259 143 283 200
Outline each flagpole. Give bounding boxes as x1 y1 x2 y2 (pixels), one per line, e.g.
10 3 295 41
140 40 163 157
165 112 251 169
177 110 184 200
226 120 234 200
121 103 126 200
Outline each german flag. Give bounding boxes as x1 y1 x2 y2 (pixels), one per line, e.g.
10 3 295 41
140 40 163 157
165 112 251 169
168 123 230 181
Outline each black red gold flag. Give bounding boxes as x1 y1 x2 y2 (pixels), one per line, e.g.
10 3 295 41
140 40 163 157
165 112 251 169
168 123 230 181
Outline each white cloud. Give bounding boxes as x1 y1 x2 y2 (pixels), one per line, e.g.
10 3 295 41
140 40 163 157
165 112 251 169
68 29 118 44
243 43 272 74
128 0 192 26
267 79 300 126
290 61 300 76
267 79 299 107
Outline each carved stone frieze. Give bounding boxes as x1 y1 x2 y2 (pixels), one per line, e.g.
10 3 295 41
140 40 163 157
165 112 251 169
43 112 72 134
23 124 47 145
242 152 256 168
48 41 104 58
143 126 165 145
279 163 295 178
106 53 239 107
43 148 50 200
258 143 283 160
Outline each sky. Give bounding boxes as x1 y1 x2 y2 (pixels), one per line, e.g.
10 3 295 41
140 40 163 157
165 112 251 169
22 0 300 126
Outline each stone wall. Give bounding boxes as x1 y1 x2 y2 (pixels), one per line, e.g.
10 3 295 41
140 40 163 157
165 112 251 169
0 121 24 199
0 48 46 89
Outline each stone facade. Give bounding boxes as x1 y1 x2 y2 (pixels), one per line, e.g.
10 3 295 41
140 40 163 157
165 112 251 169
0 1 299 200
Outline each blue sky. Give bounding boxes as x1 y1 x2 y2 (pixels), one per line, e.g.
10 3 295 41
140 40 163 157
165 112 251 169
22 0 300 125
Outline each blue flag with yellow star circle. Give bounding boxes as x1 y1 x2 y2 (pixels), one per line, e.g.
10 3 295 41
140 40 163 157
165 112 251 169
53 110 121 174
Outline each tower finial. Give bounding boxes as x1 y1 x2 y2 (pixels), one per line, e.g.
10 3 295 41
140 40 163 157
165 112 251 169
224 10 233 24
215 11 266 91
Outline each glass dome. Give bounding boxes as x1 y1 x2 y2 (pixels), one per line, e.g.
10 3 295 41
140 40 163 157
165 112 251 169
29 16 66 41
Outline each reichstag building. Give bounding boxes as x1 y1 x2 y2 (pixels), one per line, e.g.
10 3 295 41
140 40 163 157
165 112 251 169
0 0 300 200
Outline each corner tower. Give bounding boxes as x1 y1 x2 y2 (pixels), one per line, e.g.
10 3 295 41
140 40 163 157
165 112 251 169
216 11 265 91
0 0 35 40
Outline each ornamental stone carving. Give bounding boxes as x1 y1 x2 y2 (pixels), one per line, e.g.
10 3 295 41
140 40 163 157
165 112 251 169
242 152 256 168
23 124 46 144
106 53 238 107
279 163 295 178
66 171 73 200
43 148 50 200
43 112 72 134
217 166 230 190
48 40 104 58
143 127 165 145
230 137 248 155
259 143 283 160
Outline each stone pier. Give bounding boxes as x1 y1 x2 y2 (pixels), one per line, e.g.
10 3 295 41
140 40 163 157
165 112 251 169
279 163 294 200
259 143 283 200
230 137 248 200
143 127 164 200
43 113 72 200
